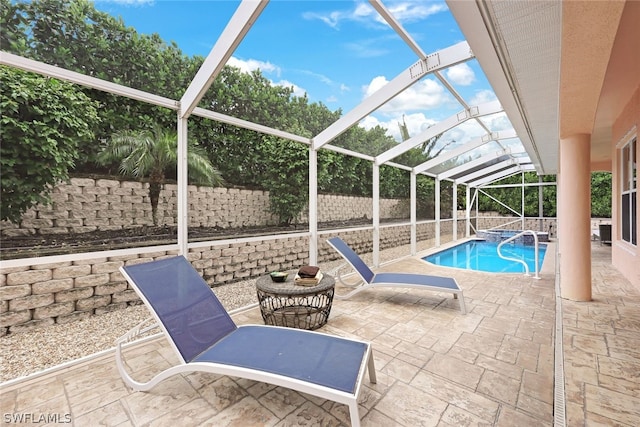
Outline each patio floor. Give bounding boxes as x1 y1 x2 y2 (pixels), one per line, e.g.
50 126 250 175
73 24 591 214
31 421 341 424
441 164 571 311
1 241 639 426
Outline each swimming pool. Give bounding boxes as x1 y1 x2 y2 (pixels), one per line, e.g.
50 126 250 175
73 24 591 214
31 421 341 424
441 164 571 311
423 240 546 273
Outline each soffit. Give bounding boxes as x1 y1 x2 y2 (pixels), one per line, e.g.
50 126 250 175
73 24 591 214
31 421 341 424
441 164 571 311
448 1 562 175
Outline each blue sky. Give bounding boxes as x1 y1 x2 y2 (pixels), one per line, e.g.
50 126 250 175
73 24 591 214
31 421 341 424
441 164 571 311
93 0 509 149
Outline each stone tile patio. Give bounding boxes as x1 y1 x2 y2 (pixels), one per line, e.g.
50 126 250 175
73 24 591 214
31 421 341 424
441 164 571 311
1 242 639 426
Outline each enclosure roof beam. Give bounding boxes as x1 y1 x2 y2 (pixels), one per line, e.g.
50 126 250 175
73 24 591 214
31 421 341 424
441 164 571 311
467 166 521 187
312 41 474 150
385 161 415 173
192 107 311 145
376 100 502 165
438 149 510 180
456 156 531 184
367 0 507 163
180 1 268 118
454 158 516 184
469 164 535 187
413 128 517 174
433 72 500 148
322 144 432 176
482 181 556 189
323 144 375 162
0 51 178 109
369 0 427 60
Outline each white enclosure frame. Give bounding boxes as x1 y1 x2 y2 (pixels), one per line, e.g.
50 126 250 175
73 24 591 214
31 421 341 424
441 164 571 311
0 0 546 269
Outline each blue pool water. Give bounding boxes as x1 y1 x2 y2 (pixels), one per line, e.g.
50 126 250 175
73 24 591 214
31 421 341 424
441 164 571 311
423 240 546 273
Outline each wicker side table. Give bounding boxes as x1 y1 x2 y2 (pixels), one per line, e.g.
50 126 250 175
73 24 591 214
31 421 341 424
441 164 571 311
255 273 335 330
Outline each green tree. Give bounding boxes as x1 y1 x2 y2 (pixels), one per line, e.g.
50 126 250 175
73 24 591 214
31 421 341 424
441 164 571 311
0 66 98 223
0 0 27 53
197 67 299 187
591 171 612 217
0 67 99 223
396 115 451 167
259 135 309 226
97 125 223 226
3 0 199 170
4 0 503 214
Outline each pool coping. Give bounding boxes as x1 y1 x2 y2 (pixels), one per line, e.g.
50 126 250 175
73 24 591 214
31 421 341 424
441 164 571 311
417 237 556 277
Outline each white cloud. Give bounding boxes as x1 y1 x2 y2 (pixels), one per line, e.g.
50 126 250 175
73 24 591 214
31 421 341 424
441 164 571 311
469 89 497 105
226 57 307 97
359 108 501 158
359 114 386 131
227 57 280 76
344 40 390 58
445 120 486 145
273 80 307 97
383 2 448 24
302 3 377 29
297 69 334 86
353 2 376 20
303 1 447 29
360 112 437 142
446 63 475 86
302 10 347 29
487 113 512 131
358 107 524 161
363 76 449 113
363 76 388 95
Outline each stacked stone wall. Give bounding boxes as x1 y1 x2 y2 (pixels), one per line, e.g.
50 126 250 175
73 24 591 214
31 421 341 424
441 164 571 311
3 214 563 335
0 225 430 335
1 177 569 335
475 214 557 236
1 178 406 237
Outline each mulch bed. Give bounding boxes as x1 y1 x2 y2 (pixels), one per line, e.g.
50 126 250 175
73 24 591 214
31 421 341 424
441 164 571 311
0 220 378 260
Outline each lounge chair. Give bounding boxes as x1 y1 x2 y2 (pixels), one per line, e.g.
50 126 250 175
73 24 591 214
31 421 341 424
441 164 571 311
116 256 376 426
327 237 467 314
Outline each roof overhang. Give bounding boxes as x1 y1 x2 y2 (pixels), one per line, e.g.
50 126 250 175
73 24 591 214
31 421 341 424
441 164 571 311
447 1 562 175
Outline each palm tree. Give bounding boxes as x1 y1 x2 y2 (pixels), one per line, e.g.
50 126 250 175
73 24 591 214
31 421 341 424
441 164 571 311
97 125 223 226
397 114 452 159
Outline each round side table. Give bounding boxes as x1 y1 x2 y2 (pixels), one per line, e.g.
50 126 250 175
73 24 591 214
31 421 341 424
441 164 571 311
255 273 335 330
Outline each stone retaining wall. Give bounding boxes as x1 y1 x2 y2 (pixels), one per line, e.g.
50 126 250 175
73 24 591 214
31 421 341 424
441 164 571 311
0 216 517 335
476 230 550 244
1 177 565 335
1 223 453 335
0 178 408 237
476 216 558 237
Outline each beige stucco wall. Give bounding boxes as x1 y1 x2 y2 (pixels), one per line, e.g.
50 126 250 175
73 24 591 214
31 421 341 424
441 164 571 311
611 86 640 289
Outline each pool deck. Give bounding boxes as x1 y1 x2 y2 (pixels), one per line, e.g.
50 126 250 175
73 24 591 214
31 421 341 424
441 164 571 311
1 241 639 426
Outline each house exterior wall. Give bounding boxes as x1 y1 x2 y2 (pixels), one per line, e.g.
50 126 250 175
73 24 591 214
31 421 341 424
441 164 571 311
611 86 640 289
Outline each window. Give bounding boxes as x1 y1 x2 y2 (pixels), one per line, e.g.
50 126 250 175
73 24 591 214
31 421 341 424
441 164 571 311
620 136 637 245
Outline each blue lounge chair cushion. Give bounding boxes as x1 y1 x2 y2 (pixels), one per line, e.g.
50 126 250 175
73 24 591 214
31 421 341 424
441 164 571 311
327 236 466 313
373 272 460 290
195 325 367 394
327 237 375 283
119 255 375 403
122 257 237 362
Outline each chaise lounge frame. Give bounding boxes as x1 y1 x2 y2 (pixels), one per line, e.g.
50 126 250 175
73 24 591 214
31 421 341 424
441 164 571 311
327 236 467 314
116 256 376 426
